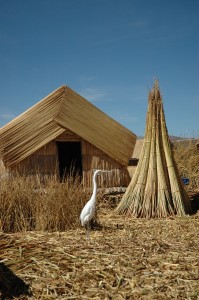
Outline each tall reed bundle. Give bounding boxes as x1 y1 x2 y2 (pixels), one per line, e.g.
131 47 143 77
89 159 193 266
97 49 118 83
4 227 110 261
116 81 192 217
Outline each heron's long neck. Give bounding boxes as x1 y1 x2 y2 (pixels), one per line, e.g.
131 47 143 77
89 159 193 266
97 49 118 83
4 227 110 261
92 174 98 202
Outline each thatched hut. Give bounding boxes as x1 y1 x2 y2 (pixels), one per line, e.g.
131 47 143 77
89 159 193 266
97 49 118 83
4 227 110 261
0 85 136 188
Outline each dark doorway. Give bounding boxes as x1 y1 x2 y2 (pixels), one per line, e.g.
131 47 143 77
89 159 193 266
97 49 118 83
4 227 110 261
56 142 82 179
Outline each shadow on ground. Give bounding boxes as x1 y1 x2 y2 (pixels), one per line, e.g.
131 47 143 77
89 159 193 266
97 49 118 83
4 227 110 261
0 263 31 300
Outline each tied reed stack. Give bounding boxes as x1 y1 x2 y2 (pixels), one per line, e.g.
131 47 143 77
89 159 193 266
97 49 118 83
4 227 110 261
117 81 192 217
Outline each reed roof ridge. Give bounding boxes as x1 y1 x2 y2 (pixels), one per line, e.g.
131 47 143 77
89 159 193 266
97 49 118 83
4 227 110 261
53 85 68 124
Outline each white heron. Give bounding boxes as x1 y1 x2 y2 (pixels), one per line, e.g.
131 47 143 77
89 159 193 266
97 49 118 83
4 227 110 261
80 169 109 238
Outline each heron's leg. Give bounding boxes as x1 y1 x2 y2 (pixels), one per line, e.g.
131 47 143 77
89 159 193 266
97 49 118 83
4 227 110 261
86 221 91 239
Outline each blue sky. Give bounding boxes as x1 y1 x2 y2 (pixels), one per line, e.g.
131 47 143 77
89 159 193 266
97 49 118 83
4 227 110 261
0 0 198 138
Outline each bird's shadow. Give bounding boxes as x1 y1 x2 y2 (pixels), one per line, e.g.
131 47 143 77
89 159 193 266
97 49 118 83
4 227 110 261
90 219 103 231
90 219 124 232
0 262 31 300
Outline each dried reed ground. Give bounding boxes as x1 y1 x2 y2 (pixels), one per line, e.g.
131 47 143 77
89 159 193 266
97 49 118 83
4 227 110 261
0 202 199 299
0 144 199 299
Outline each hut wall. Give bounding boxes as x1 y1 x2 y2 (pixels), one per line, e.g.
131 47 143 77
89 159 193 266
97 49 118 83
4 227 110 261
11 130 131 187
11 130 80 175
54 130 81 142
82 140 131 188
11 141 58 175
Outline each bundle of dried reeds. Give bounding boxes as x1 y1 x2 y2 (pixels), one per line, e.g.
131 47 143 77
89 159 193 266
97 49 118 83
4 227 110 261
117 81 192 217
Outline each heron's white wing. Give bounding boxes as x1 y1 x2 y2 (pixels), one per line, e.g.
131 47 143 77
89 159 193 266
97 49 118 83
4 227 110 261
80 200 95 226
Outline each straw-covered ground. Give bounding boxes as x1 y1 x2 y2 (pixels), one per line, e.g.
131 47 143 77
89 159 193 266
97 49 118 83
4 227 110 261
0 142 199 299
0 199 199 300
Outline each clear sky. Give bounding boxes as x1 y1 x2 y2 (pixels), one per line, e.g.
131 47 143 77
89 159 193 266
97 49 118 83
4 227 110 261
0 0 198 138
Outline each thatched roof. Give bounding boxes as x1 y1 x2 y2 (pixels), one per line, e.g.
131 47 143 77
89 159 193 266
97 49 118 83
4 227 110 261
0 85 136 167
131 139 144 159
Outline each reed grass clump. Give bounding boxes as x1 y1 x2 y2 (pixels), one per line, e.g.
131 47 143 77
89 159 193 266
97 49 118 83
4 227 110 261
174 144 199 190
0 174 91 233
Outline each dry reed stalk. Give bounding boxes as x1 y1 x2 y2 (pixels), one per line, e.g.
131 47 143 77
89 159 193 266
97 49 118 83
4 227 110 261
117 81 192 217
141 93 157 218
0 173 92 233
155 101 174 217
117 92 153 215
159 98 191 215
